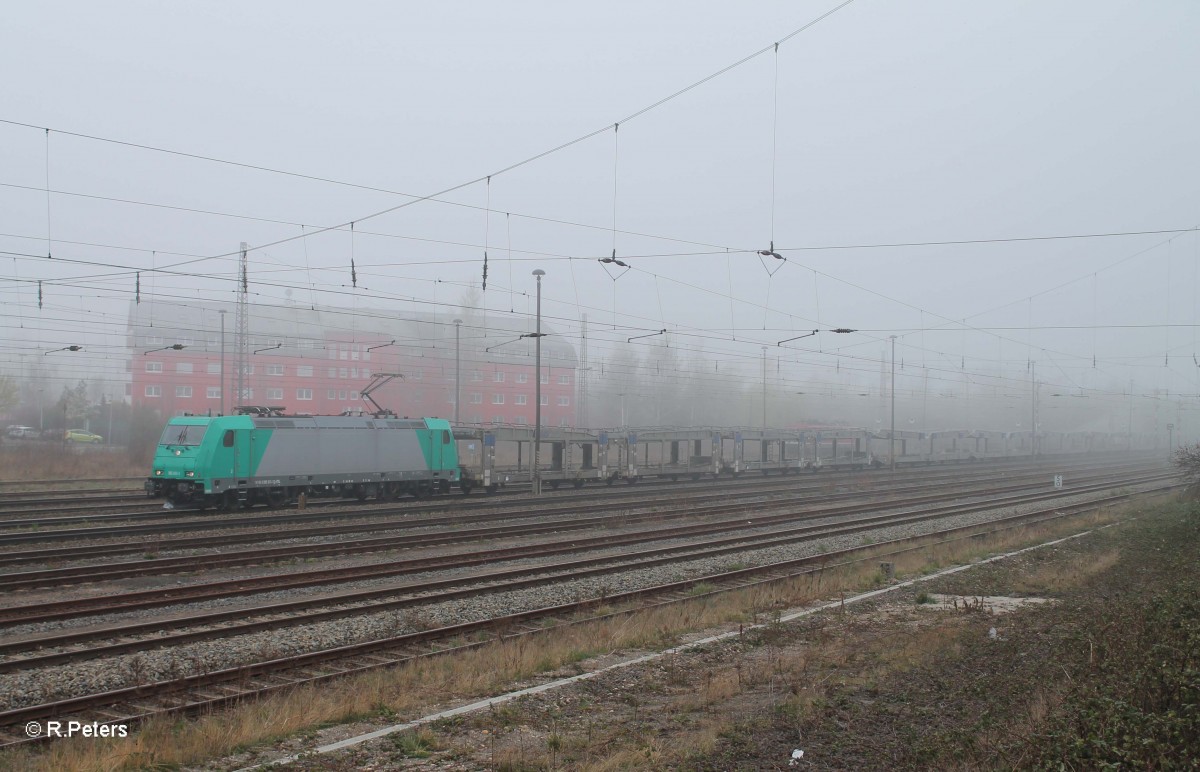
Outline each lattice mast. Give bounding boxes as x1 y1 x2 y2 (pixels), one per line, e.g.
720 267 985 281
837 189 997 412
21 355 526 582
235 242 249 408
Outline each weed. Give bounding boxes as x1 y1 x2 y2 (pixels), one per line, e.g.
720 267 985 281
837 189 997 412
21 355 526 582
390 729 438 758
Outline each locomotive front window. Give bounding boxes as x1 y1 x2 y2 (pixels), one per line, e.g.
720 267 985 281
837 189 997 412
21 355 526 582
159 424 209 447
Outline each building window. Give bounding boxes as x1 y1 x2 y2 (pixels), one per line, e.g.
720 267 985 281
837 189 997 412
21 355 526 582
339 390 348 400
176 386 193 398
267 337 284 347
540 395 548 406
559 417 569 427
558 374 571 385
405 369 415 379
145 362 163 373
298 339 313 350
470 371 482 382
207 336 219 348
145 385 162 397
207 362 220 374
363 368 372 379
266 364 284 376
328 348 337 360
339 368 348 378
339 350 348 360
297 365 313 377
557 396 570 406
206 386 220 399
469 393 483 404
266 388 284 400
351 368 358 379
516 373 528 384
351 350 360 361
493 415 505 424
540 374 549 384
515 416 528 425
514 394 527 406
327 367 337 378
146 335 164 345
176 362 194 374
180 337 194 347
493 371 505 383
296 388 313 400
350 391 359 400
327 389 337 399
492 394 505 404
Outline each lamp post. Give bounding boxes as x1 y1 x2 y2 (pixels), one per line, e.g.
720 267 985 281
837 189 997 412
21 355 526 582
532 269 545 496
453 319 462 424
889 335 897 472
219 310 227 416
761 346 768 429
37 389 44 433
1127 379 1134 451
1030 361 1038 456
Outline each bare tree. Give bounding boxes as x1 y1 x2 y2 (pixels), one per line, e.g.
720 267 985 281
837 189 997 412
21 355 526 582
0 375 17 416
1172 444 1200 499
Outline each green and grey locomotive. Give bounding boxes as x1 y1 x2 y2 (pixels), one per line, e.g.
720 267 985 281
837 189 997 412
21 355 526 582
146 410 460 509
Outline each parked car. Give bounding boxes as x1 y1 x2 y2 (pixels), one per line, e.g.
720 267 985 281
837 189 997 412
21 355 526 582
4 425 39 439
64 429 103 443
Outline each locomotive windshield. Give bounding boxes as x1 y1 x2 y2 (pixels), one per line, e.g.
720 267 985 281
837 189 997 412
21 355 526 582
159 424 209 447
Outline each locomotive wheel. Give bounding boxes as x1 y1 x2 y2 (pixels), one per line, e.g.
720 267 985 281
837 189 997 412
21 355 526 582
692 473 701 481
460 481 473 495
486 483 499 495
606 477 615 485
573 479 584 489
222 490 240 511
266 488 287 508
439 479 451 495
549 480 561 490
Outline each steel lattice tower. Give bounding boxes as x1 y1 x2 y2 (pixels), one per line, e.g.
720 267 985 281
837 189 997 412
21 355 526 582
234 242 249 409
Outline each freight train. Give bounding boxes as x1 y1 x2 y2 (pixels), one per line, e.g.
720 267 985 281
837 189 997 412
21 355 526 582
145 408 461 509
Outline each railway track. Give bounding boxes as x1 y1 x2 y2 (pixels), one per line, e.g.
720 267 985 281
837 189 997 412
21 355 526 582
0 479 1176 748
0 459 1166 598
0 455 1151 546
0 460 1157 580
0 452 1140 526
0 467 1172 668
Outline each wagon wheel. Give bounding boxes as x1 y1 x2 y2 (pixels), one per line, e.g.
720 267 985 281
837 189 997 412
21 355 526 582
573 479 585 489
266 488 287 508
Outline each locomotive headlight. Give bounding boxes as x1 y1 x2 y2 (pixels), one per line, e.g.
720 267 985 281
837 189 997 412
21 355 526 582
185 471 195 477
155 469 163 476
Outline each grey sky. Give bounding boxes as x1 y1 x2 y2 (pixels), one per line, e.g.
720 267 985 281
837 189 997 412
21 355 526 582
2 1 1198 433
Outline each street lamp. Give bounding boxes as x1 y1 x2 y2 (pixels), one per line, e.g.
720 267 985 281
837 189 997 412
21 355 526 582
219 309 227 416
776 328 857 346
532 269 545 496
889 335 897 472
144 344 185 355
44 345 83 355
761 346 768 429
453 319 462 424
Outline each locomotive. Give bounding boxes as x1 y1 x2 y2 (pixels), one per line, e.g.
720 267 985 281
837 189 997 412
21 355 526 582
145 407 461 509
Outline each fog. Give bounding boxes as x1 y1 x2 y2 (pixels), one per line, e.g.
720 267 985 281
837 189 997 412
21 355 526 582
2 1 1198 443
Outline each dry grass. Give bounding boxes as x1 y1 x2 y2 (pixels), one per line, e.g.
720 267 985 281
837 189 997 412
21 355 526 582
0 444 141 485
0 498 1145 771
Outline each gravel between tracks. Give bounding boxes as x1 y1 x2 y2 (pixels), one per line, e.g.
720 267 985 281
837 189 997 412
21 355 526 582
0 482 1164 711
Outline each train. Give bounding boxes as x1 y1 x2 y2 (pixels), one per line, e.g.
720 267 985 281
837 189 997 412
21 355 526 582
145 407 461 509
146 405 1157 509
